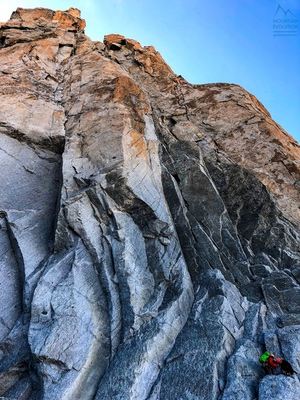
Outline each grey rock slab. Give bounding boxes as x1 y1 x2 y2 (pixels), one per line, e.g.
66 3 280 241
158 270 248 400
0 216 22 342
222 303 268 400
0 135 61 290
259 375 300 400
222 341 263 400
95 219 194 399
262 271 300 316
277 325 300 373
29 241 110 400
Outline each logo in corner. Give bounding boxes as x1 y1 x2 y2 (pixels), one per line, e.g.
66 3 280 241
273 3 298 36
274 4 296 18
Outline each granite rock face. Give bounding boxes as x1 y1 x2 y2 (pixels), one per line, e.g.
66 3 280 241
0 8 300 400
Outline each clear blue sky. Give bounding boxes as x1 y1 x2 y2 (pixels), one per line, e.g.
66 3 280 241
1 0 299 143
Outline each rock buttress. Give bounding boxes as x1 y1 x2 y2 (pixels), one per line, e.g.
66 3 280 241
0 8 300 400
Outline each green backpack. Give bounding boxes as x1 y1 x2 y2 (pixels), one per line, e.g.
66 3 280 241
259 351 271 363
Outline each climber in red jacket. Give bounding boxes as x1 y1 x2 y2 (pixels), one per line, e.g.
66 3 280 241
264 354 282 374
260 351 297 375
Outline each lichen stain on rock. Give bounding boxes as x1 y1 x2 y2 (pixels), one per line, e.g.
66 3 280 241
128 129 148 159
113 75 151 117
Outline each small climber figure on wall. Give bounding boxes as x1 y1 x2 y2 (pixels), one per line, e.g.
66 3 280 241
259 352 281 374
259 351 298 376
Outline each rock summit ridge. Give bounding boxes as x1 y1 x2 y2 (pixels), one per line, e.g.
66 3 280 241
0 7 300 400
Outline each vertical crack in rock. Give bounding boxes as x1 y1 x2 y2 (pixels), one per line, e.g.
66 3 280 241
0 212 39 400
1 7 300 400
0 212 26 397
29 241 110 400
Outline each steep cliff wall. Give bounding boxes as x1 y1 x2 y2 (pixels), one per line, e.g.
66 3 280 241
0 8 300 400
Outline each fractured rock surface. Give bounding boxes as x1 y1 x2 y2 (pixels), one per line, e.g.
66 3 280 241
0 7 300 400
